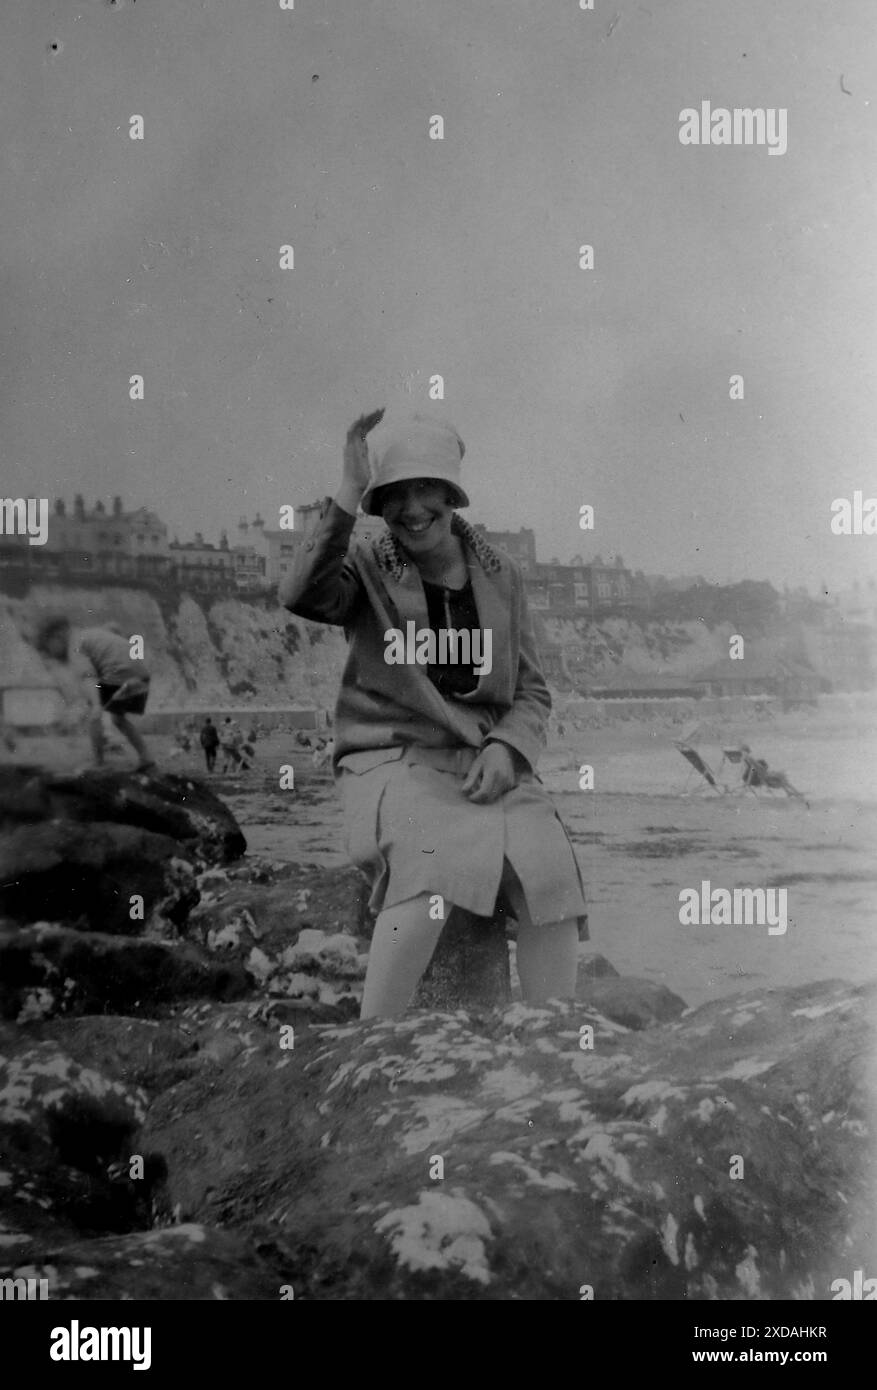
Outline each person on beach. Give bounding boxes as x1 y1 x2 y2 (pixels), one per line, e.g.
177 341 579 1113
200 716 220 772
280 409 588 1018
219 717 242 772
33 616 154 772
312 736 334 770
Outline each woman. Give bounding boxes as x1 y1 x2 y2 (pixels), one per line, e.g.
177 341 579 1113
280 409 588 1018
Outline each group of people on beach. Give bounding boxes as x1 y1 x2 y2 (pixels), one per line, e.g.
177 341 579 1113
21 615 313 781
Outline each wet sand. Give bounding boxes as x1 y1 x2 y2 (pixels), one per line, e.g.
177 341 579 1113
7 696 876 1011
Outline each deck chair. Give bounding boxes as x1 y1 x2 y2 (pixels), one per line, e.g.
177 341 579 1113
674 741 723 795
740 750 809 808
718 746 745 784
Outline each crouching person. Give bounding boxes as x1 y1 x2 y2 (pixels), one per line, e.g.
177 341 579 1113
34 616 154 773
279 409 588 1019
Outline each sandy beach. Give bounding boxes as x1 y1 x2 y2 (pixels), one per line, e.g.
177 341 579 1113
8 694 876 1013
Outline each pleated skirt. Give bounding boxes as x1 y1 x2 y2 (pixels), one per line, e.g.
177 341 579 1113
337 745 588 933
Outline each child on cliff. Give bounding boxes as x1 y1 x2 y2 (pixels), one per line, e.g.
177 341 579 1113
280 410 587 1018
34 616 154 773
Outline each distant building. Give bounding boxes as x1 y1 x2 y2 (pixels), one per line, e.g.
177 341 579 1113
238 505 386 587
524 557 632 615
237 515 292 588
472 525 537 575
48 495 169 559
585 555 633 610
232 542 267 593
691 655 821 704
530 563 582 611
169 531 235 591
0 495 173 582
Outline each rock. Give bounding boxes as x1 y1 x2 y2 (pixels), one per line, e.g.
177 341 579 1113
135 978 875 1299
0 1039 159 1239
245 947 275 986
197 867 232 896
0 1038 147 1164
2 1016 198 1094
280 930 363 979
414 907 511 1011
576 975 687 1029
0 768 246 866
238 929 366 1015
189 864 374 961
0 765 53 825
0 924 250 1021
578 951 621 980
192 865 375 1015
0 821 198 934
206 908 262 953
4 1224 295 1300
3 1004 282 1097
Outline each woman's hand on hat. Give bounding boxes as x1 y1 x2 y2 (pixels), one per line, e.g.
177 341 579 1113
342 408 385 495
461 741 517 804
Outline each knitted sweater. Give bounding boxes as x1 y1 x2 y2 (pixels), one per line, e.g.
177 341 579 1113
279 499 551 771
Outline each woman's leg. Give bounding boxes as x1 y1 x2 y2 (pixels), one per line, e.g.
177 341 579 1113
501 862 579 1002
516 916 579 1001
360 892 448 1019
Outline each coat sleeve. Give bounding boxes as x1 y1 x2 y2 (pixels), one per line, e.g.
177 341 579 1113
278 498 365 627
483 568 551 772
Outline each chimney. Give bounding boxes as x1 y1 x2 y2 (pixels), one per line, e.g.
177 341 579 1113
112 495 123 517
94 499 106 514
73 494 85 520
54 498 66 516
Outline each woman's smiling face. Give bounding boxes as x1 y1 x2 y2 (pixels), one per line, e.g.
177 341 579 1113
378 478 456 555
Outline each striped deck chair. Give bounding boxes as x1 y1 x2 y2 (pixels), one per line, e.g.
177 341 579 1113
674 741 723 795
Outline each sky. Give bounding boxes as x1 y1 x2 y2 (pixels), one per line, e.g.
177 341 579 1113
2 0 876 593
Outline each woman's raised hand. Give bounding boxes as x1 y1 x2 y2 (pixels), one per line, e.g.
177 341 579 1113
341 408 385 497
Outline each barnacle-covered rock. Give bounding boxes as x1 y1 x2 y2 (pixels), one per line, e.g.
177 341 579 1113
132 976 875 1299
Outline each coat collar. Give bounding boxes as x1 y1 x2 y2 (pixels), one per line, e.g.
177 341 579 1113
368 517 512 732
372 514 503 583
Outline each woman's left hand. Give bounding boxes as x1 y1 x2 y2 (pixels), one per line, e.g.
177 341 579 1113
461 742 518 804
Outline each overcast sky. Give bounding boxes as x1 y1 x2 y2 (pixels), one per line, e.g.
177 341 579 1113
2 0 876 592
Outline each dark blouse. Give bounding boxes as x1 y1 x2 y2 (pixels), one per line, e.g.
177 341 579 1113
421 577 482 698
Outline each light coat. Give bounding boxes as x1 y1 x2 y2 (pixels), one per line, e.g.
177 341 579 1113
279 499 549 771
